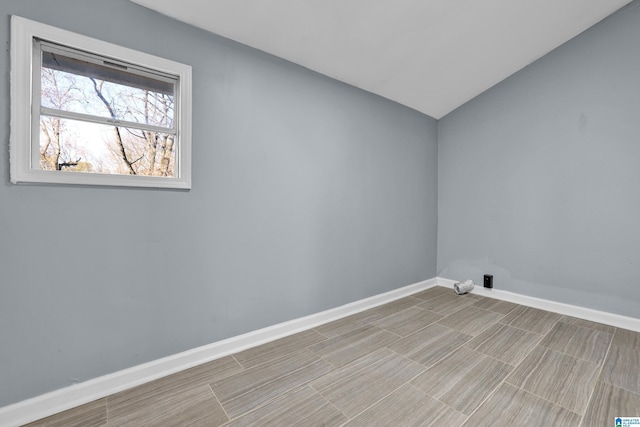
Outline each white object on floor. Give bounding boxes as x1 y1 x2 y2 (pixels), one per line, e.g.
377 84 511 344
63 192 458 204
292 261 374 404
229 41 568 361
454 279 475 295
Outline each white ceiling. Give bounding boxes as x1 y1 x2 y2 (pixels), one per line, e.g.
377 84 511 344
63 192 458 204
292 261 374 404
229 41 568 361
130 0 631 119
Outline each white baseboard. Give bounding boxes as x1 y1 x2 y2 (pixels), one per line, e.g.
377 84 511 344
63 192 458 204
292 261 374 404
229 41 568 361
0 278 438 427
4 275 640 426
436 277 640 332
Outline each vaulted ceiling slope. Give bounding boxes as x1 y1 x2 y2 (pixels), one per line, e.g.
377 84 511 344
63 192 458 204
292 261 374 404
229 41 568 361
130 0 631 119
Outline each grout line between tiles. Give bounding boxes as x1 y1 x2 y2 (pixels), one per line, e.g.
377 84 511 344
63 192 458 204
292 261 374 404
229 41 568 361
317 354 341 369
376 321 441 339
577 328 616 426
381 329 404 339
503 380 584 417
232 337 331 371
222 384 315 426
497 319 552 336
427 390 469 422
557 317 617 334
463 325 544 367
462 346 515 367
230 354 244 370
462 319 588 422
324 397 348 424
599 380 640 396
335 359 429 424
312 328 331 339
503 344 598 416
463 330 538 420
470 302 520 317
459 376 506 423
339 383 405 424
414 347 511 420
208 384 231 425
308 384 350 427
594 378 640 398
214 356 330 421
412 305 443 315
537 332 613 366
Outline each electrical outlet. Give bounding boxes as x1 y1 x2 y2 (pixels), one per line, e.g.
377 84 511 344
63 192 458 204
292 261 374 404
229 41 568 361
483 274 493 288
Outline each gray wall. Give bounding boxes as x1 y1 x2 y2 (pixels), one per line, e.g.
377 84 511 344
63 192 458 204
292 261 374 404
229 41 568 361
0 0 438 406
438 2 640 317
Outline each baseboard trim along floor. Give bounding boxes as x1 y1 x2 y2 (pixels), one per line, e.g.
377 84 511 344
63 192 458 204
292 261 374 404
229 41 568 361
0 278 438 426
437 278 640 333
1 276 639 426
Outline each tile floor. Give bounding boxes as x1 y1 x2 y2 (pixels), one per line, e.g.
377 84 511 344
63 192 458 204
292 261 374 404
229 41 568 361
25 286 640 426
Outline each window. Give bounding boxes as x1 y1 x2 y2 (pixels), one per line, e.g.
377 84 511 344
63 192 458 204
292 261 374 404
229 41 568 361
10 16 192 189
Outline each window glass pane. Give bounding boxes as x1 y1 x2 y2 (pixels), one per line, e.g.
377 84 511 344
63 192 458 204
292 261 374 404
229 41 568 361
39 116 176 177
41 51 175 129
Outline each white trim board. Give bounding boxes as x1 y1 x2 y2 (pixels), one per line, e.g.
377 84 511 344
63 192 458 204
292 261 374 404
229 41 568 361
0 278 438 427
3 276 640 426
436 277 640 332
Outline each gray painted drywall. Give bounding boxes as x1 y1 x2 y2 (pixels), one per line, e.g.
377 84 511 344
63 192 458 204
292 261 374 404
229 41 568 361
0 0 438 406
438 2 640 317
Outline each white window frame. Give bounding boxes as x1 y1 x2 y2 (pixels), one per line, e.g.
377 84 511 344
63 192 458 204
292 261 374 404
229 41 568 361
10 16 192 189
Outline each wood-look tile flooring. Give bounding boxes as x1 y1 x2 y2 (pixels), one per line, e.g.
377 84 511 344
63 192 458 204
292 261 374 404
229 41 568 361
25 286 640 426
